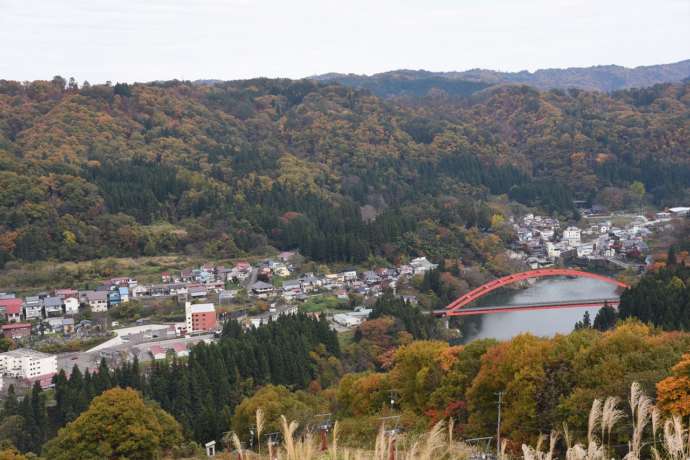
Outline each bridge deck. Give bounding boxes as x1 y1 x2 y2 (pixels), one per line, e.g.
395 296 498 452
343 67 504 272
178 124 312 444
436 298 619 317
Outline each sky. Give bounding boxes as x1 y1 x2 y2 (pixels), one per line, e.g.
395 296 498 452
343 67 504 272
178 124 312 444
1 0 689 83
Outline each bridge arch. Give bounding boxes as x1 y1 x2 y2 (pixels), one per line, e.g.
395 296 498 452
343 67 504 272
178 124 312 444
446 268 629 312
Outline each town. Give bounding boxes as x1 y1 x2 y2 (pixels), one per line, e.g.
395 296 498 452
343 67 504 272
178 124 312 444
0 206 686 394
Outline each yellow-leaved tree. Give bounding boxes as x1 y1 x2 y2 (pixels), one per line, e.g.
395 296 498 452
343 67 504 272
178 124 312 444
42 387 183 460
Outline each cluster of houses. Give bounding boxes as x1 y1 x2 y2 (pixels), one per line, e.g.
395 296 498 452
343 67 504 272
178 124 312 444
247 256 437 301
513 209 683 269
0 276 140 338
0 253 441 345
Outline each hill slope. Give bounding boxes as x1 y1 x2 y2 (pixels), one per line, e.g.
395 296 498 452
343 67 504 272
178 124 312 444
0 77 689 266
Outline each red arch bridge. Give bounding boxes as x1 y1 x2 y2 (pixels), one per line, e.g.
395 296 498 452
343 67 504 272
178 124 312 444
435 268 629 317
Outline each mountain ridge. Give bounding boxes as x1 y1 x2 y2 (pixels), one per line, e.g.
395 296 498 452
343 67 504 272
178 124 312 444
310 59 690 96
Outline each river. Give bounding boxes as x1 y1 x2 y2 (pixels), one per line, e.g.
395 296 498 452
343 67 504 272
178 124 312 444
459 277 622 342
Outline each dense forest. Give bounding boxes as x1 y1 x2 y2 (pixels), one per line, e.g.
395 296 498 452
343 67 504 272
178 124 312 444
0 314 340 455
2 310 689 457
1 77 690 267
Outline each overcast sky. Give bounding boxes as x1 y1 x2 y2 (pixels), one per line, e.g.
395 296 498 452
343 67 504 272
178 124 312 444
1 0 689 83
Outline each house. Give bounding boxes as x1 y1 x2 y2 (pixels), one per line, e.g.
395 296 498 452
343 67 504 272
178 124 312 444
109 277 137 288
0 299 23 323
250 281 274 298
218 290 236 305
340 269 358 281
563 226 581 246
64 297 80 315
272 263 290 278
248 304 298 328
185 302 217 333
1 323 32 339
401 295 418 305
282 279 302 293
54 289 78 299
398 265 413 276
62 318 75 335
300 275 322 292
44 317 64 333
172 342 189 358
0 348 57 388
232 262 252 281
149 345 167 361
362 271 381 285
669 207 690 217
188 285 208 300
279 251 296 262
323 273 344 289
118 287 130 303
131 285 149 298
576 243 594 257
180 269 195 283
409 257 438 275
107 289 122 307
332 307 372 328
43 296 64 317
83 291 108 312
335 289 349 300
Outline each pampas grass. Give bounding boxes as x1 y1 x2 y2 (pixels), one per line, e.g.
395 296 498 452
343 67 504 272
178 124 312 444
256 408 265 455
523 381 690 460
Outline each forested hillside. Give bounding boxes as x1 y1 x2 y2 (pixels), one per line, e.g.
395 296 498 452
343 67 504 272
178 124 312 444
1 77 689 266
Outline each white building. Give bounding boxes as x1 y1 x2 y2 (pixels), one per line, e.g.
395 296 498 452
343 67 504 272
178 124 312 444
409 257 438 275
576 242 594 257
563 226 581 246
249 304 298 328
0 349 57 388
333 307 372 328
669 207 690 216
64 297 80 315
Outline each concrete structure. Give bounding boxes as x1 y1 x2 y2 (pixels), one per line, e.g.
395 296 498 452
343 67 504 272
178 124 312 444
0 348 57 387
185 302 217 333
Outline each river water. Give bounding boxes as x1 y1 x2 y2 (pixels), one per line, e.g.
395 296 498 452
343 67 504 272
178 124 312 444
460 277 622 342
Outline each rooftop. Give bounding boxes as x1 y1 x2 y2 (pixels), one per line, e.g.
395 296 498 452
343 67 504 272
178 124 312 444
0 348 53 359
1 323 32 330
190 303 216 314
0 299 22 314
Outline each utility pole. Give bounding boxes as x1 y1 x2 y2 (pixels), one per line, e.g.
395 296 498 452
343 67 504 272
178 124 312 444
496 391 504 460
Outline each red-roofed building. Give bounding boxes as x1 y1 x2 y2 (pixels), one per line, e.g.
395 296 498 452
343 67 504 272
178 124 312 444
0 299 23 323
1 323 32 339
172 342 189 358
149 345 167 360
